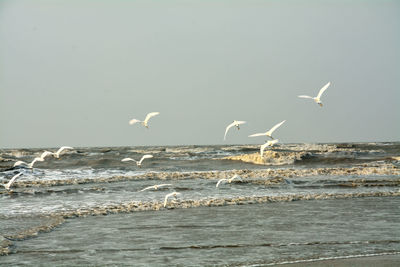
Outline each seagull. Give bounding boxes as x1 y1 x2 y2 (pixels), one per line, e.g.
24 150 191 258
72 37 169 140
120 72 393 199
13 157 44 169
248 120 286 140
163 191 181 207
121 154 153 167
216 174 241 188
260 139 279 157
3 173 23 190
139 184 172 192
129 112 160 128
224 120 246 141
298 82 331 107
39 151 54 160
53 146 73 159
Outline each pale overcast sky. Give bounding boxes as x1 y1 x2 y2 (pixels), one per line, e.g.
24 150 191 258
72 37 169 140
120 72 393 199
0 0 399 148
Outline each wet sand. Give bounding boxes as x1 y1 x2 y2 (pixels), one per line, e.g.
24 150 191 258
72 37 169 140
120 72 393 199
277 253 400 267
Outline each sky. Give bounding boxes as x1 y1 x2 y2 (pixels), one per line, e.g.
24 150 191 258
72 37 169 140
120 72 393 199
0 0 399 148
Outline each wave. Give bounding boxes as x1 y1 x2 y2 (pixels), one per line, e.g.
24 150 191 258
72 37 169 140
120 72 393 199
15 191 399 219
1 163 398 189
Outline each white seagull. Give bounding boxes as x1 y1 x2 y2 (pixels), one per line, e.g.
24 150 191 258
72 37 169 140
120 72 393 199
13 157 44 169
260 139 279 157
216 174 241 188
3 173 23 191
139 184 172 192
39 151 54 160
121 154 153 167
163 191 181 207
224 120 246 141
298 82 331 107
53 146 74 159
129 112 160 128
248 120 286 140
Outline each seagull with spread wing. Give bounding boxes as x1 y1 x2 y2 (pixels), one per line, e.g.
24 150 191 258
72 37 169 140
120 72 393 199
121 154 153 167
260 139 279 157
139 184 172 192
298 82 331 107
163 191 181 207
3 172 23 191
53 146 74 159
129 112 160 128
224 120 246 141
216 174 241 188
248 120 286 140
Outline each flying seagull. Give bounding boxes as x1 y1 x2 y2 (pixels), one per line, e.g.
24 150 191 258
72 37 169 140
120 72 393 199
39 151 54 160
216 174 241 188
129 112 160 128
121 154 153 167
13 157 44 169
260 139 279 157
248 120 286 140
163 191 181 207
298 82 331 107
53 146 74 159
224 120 246 141
139 184 172 192
3 173 23 190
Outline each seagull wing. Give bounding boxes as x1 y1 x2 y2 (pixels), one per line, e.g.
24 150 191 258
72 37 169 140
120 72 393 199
40 151 53 160
260 143 268 157
163 194 170 207
56 146 73 155
138 154 153 165
164 192 179 207
248 132 266 138
129 119 141 125
267 120 286 135
298 95 313 99
29 157 44 168
230 174 241 182
216 178 227 187
158 184 172 188
316 82 330 99
144 112 160 124
121 158 136 162
5 173 23 189
14 161 28 167
224 122 236 140
139 185 154 192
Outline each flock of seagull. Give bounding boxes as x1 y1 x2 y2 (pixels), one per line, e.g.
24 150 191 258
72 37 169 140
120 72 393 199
2 82 331 207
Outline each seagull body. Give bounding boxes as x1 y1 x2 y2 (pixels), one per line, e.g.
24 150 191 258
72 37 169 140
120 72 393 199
163 191 181 207
3 173 23 190
248 120 286 140
260 139 279 157
129 112 160 128
224 120 246 141
53 146 73 159
216 174 241 188
298 82 331 107
122 154 153 167
139 183 172 192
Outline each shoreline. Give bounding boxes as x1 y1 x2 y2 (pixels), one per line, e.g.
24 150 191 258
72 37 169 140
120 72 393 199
274 252 400 267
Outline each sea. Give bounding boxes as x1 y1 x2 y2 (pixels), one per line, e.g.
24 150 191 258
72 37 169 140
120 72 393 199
1 142 399 266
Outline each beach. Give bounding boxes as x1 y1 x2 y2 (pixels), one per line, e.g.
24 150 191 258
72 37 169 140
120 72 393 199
1 143 399 266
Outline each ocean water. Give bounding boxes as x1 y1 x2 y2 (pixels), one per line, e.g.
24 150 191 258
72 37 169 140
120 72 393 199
1 142 399 266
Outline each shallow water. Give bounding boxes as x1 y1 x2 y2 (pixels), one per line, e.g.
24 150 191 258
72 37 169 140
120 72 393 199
1 143 399 265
